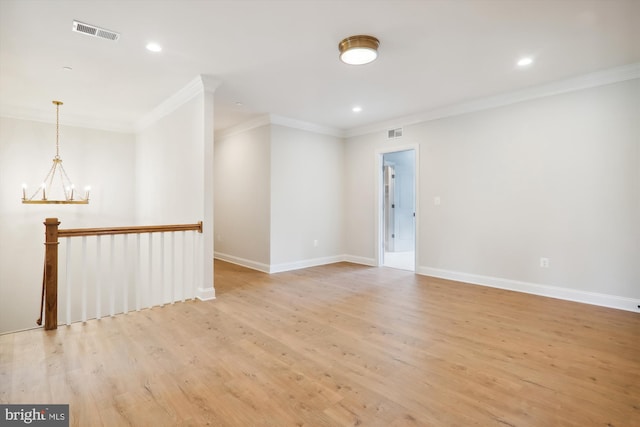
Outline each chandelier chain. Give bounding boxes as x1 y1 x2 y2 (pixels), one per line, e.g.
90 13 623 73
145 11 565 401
55 101 60 159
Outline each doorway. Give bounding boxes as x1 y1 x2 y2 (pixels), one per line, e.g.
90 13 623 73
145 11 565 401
380 149 416 271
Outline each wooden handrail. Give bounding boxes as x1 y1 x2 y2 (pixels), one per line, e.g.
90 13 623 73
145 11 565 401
58 221 202 238
41 218 203 330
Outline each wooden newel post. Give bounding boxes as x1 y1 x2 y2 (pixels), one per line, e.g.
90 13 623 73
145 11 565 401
44 218 60 330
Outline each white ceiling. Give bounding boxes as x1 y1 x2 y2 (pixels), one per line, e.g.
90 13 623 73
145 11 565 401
0 0 638 133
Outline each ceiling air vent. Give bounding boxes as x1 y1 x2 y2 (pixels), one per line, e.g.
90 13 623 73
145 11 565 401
387 127 403 139
72 20 120 41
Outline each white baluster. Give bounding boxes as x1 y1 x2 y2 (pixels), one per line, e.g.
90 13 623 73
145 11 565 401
192 230 196 299
109 234 115 317
136 234 141 312
171 232 176 304
148 233 153 308
82 236 87 323
123 234 129 315
65 237 71 326
96 235 102 320
181 230 186 302
160 232 165 307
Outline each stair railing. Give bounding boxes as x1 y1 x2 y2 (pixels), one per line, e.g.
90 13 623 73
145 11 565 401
39 217 203 330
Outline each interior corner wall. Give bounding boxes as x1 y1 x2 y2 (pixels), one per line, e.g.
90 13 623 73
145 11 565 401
270 125 344 270
0 117 136 333
214 125 271 268
135 95 204 224
345 79 640 301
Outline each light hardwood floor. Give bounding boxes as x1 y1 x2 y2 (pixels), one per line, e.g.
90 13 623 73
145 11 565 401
1 260 639 426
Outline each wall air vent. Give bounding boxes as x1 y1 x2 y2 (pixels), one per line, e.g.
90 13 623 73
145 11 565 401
387 127 403 139
72 20 120 41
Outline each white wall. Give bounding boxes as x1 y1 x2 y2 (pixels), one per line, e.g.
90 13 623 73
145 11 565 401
345 79 640 305
0 117 136 333
214 122 345 272
270 125 344 269
136 95 204 224
136 89 215 300
214 125 271 267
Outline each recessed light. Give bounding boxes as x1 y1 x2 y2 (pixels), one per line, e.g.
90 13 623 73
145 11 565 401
352 106 362 113
62 66 72 71
517 57 534 67
146 42 162 53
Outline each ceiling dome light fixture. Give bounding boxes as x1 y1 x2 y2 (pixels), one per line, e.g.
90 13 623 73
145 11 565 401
339 35 379 65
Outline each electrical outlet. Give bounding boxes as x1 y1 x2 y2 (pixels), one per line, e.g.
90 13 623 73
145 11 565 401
434 196 441 206
313 240 318 247
540 257 549 268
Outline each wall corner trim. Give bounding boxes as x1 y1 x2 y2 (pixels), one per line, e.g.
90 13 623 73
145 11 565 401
418 266 640 313
136 74 220 131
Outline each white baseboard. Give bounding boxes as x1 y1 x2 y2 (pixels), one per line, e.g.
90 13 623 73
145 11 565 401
342 254 377 267
212 253 638 312
214 252 271 273
214 252 376 273
196 286 216 301
270 255 346 273
418 266 640 313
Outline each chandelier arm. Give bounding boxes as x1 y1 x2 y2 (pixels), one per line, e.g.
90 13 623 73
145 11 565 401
46 161 60 199
27 162 57 200
27 187 42 201
58 162 74 200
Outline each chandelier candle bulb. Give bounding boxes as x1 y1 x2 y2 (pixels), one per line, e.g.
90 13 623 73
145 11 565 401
42 183 47 200
22 184 26 200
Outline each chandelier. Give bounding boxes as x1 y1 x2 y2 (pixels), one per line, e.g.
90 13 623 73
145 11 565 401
22 101 90 204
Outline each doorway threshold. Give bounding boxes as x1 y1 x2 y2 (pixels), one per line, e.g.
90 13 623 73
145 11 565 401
383 251 415 271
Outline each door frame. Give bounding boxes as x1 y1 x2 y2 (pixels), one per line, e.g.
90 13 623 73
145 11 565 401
374 144 419 269
383 163 396 253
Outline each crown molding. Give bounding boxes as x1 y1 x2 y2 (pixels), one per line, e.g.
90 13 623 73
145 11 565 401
201 75 222 93
0 74 221 134
216 113 345 140
215 114 272 140
269 114 345 138
135 74 220 132
346 62 640 138
0 104 135 133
